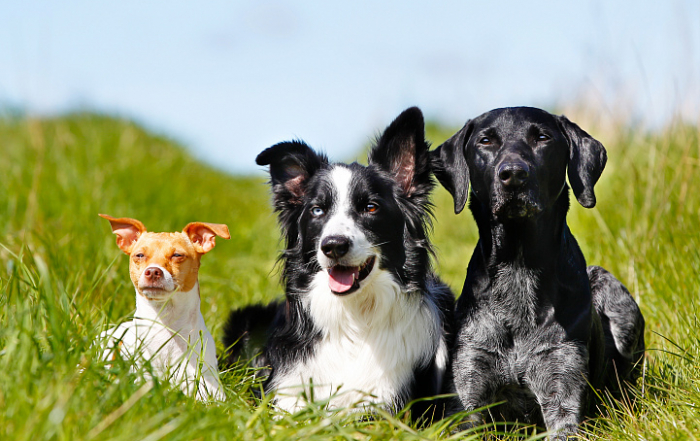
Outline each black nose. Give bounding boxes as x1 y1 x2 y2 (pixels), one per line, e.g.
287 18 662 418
497 162 530 188
321 235 351 259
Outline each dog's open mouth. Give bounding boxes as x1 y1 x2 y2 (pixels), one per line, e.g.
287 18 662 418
327 256 376 295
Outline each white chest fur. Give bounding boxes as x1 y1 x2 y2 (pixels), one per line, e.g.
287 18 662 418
98 283 224 401
271 270 444 413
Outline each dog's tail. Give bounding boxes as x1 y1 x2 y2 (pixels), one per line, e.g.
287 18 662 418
221 301 281 369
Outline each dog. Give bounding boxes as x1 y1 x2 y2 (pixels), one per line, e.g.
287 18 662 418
431 107 645 439
97 214 230 401
223 107 454 416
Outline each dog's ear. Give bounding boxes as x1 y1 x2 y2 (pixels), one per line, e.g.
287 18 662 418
557 115 607 208
256 141 326 208
99 214 147 255
430 120 473 214
368 107 431 198
183 222 230 254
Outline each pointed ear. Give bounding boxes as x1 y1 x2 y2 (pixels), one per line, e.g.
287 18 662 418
256 141 326 208
557 115 607 208
99 214 147 254
368 107 431 197
183 222 231 254
430 120 473 214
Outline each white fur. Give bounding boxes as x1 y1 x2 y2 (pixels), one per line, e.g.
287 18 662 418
98 280 224 401
269 164 446 413
270 269 442 413
316 166 374 268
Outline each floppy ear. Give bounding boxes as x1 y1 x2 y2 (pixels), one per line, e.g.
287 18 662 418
256 141 326 210
99 214 147 254
430 120 473 214
368 107 432 198
557 115 607 208
183 222 230 254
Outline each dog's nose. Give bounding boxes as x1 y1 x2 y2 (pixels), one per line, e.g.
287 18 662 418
497 162 530 188
144 267 163 281
321 236 351 259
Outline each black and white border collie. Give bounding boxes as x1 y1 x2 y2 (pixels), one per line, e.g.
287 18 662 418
224 107 454 415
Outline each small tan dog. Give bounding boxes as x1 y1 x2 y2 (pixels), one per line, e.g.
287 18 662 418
97 214 229 401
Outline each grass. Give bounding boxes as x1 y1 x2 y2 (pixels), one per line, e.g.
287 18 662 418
0 111 699 440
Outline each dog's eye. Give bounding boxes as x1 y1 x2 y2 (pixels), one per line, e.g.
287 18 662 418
135 253 145 259
364 203 379 213
172 253 184 259
537 134 550 142
311 206 325 217
478 136 492 145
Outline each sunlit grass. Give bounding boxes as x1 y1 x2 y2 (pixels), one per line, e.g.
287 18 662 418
0 111 698 439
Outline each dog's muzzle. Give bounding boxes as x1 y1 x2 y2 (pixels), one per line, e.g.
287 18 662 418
493 192 543 220
493 162 542 219
320 235 376 295
138 265 176 298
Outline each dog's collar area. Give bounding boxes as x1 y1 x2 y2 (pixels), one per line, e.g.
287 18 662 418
327 256 376 295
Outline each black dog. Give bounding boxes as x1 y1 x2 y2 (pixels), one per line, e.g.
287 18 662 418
224 107 454 417
431 107 645 439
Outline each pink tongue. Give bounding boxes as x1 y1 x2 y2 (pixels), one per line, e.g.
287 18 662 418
328 266 359 293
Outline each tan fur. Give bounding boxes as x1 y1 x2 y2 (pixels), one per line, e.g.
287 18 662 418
129 232 202 294
99 215 230 297
97 214 230 401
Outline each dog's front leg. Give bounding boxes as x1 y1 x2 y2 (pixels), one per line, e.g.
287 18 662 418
527 344 589 440
451 347 501 427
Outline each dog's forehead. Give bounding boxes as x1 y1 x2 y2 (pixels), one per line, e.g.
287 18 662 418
306 164 340 196
313 163 389 197
133 232 194 252
476 107 560 133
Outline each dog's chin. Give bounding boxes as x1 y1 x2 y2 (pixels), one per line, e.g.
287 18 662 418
493 193 542 221
138 287 176 300
326 256 376 296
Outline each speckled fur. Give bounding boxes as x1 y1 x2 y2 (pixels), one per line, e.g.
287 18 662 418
432 107 645 439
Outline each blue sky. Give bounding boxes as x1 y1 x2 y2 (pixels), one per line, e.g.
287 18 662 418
1 1 698 173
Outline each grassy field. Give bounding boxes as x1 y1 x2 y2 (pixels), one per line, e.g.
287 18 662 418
0 111 698 440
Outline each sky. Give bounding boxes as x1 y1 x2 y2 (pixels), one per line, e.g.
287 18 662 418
1 0 699 173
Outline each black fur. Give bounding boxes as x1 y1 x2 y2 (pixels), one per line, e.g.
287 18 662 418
221 302 280 368
224 107 454 417
431 107 645 439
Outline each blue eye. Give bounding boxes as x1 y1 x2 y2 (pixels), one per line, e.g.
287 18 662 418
311 206 325 217
537 134 550 142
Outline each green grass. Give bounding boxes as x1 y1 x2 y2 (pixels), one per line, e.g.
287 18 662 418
0 111 699 440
